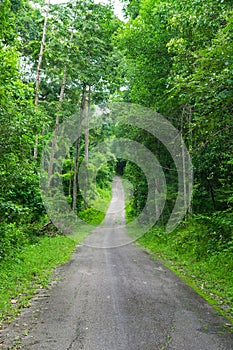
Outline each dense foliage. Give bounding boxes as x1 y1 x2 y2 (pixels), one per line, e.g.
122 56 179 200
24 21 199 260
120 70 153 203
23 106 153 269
0 0 120 259
116 0 233 254
115 0 233 317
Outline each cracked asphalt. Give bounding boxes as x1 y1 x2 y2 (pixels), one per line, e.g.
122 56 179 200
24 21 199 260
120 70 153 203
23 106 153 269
1 177 233 349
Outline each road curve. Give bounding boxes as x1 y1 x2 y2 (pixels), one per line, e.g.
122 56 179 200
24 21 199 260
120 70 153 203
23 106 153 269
1 176 233 349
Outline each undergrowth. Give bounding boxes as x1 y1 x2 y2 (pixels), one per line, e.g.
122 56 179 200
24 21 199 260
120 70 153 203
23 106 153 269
0 235 77 326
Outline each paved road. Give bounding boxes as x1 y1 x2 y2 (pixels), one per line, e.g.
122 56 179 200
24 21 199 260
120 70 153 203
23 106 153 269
1 177 233 349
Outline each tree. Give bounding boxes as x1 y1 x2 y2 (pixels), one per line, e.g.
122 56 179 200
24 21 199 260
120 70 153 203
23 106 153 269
0 0 44 223
34 0 51 158
115 0 233 231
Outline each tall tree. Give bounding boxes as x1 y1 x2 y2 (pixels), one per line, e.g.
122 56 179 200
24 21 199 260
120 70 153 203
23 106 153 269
34 0 51 158
115 0 233 224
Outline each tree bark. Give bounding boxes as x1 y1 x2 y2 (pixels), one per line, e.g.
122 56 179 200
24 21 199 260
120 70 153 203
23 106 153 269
181 104 193 215
47 23 76 183
47 67 67 184
34 0 50 159
84 85 91 164
208 180 216 210
72 85 86 211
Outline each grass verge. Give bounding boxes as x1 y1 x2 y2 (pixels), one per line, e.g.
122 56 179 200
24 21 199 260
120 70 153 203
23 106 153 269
0 194 111 327
0 234 77 327
128 223 233 325
0 182 113 328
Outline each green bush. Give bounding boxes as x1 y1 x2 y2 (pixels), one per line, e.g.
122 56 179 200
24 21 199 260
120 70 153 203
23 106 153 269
78 207 105 225
0 235 76 323
0 223 29 260
193 212 233 255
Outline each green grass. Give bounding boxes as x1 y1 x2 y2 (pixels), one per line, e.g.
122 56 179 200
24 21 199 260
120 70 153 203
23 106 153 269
0 181 113 327
0 184 113 327
78 207 106 226
127 223 233 325
0 235 77 326
78 184 112 226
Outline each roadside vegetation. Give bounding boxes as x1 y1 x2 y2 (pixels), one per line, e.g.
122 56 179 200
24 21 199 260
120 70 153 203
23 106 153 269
0 0 232 328
118 0 233 324
133 224 233 323
0 234 76 324
0 197 109 326
0 0 116 326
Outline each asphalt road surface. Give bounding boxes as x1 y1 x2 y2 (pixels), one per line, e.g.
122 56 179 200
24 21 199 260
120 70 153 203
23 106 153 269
1 177 233 349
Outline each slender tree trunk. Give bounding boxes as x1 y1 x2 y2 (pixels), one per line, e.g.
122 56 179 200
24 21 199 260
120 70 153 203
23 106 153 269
47 67 67 184
34 134 39 159
84 86 91 164
35 0 50 107
68 158 72 198
154 177 160 220
181 104 193 216
208 180 216 210
187 106 193 215
41 127 45 168
180 108 187 214
72 140 80 211
82 85 91 209
47 24 76 184
181 141 187 212
34 0 50 159
72 85 86 211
